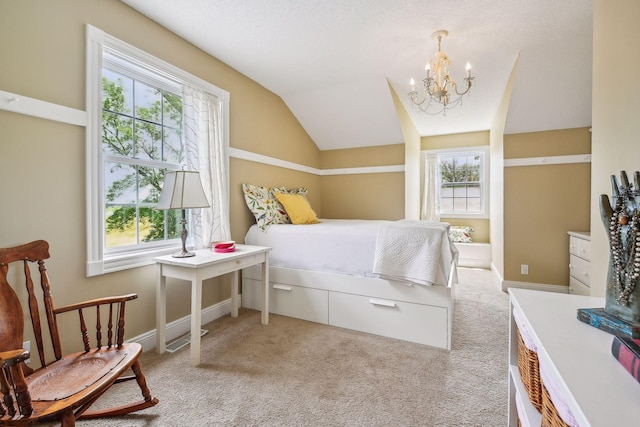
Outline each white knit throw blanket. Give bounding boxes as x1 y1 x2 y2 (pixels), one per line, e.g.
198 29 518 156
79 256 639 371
372 220 451 286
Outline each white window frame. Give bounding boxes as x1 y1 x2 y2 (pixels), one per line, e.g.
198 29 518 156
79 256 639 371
86 25 230 277
422 145 490 219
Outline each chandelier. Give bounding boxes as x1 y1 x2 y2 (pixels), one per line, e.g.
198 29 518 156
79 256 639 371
408 30 474 115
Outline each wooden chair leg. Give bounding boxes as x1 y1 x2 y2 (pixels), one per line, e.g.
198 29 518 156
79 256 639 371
131 361 153 402
79 361 158 420
60 409 76 426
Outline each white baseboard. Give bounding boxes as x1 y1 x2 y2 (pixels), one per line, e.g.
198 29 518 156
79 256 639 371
129 297 233 352
491 263 504 283
501 280 569 294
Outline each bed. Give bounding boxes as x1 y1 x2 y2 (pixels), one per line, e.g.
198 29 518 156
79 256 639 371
241 218 458 349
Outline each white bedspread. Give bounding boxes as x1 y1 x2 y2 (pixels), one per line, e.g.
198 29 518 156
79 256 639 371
372 220 455 286
245 219 458 286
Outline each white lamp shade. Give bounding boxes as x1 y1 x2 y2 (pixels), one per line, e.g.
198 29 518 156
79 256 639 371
157 171 210 210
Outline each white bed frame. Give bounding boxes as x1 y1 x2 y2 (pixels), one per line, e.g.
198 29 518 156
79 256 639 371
242 259 456 350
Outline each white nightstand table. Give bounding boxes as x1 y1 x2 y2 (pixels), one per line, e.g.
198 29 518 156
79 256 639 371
154 244 271 366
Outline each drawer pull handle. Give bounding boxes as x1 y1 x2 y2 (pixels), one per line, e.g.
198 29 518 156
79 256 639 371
273 284 292 291
369 298 396 308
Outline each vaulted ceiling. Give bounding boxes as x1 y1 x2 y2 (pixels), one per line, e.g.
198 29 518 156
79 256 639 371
122 0 592 150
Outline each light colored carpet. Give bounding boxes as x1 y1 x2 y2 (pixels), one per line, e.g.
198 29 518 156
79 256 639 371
58 267 510 426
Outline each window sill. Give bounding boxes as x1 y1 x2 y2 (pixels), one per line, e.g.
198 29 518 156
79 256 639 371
439 212 489 220
86 245 183 277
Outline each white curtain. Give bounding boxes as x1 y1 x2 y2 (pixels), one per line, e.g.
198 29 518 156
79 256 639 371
183 85 231 248
421 153 440 222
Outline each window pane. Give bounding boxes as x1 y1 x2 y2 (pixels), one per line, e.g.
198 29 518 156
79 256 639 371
137 167 170 243
440 156 454 183
467 197 481 212
105 163 136 204
134 80 162 121
102 112 134 156
440 198 453 212
453 185 467 197
440 185 453 197
105 206 136 247
102 69 133 115
104 163 136 248
135 121 162 160
453 198 467 212
163 127 183 163
163 93 182 129
467 184 481 197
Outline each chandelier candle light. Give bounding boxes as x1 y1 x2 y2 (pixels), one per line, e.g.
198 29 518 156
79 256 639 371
409 30 474 115
157 170 210 258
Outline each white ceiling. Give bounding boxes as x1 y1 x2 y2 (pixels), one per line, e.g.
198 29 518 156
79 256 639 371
122 0 593 150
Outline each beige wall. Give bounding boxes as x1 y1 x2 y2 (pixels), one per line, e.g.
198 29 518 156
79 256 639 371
320 144 404 169
591 0 640 297
0 0 320 354
504 128 591 285
389 82 421 219
421 131 489 151
320 144 404 219
420 131 491 242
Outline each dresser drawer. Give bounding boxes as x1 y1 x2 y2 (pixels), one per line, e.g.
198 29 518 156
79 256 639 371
328 292 448 348
569 254 591 286
569 277 590 295
569 236 591 261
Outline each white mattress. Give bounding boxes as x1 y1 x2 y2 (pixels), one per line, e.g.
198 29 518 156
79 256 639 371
244 219 456 285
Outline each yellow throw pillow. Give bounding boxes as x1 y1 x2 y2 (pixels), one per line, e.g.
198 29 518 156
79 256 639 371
274 193 320 225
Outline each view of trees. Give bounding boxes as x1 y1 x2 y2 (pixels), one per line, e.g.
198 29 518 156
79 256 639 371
102 71 183 247
439 154 481 183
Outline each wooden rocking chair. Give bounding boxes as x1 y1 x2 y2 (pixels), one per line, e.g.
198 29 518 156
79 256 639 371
0 240 158 426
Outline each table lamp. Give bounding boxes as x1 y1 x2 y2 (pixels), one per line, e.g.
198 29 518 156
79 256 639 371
157 170 210 257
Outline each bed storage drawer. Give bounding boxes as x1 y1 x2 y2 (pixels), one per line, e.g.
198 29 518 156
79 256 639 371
328 292 448 348
243 277 328 324
270 283 328 324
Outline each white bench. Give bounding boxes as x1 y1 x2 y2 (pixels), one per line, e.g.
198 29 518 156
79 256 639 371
454 242 491 269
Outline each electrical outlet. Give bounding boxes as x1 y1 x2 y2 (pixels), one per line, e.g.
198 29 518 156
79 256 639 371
23 340 30 364
521 264 529 275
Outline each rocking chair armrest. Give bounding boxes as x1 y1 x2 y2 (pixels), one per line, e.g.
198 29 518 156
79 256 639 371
53 293 138 315
0 349 30 368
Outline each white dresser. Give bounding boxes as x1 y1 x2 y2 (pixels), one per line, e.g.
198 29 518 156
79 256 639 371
568 231 591 295
508 289 640 426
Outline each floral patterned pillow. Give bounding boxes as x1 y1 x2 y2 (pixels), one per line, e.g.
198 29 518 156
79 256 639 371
242 184 309 231
449 225 474 243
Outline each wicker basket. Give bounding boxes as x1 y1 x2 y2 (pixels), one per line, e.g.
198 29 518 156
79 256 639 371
516 327 543 411
541 385 570 427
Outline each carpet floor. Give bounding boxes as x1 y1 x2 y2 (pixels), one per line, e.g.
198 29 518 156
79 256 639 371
49 267 510 427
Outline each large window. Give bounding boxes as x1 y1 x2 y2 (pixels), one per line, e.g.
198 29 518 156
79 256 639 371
102 54 183 250
86 25 230 276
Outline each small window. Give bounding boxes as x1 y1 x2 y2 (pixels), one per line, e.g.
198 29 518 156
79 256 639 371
438 151 484 215
422 147 489 219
